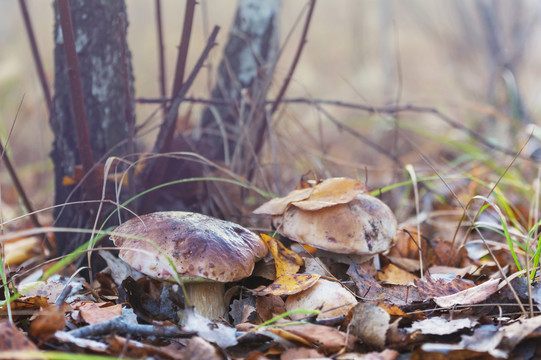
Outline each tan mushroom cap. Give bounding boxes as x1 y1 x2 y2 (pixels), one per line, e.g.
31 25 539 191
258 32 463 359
273 193 397 255
111 211 268 283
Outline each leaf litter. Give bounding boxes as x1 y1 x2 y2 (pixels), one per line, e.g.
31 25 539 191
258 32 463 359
4 177 541 359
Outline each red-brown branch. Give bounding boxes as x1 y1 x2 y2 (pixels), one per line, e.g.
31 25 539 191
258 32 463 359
57 0 100 200
144 26 220 190
170 0 197 102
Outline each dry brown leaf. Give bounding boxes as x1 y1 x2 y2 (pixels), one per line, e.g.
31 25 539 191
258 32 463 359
4 236 40 266
280 347 325 360
74 301 123 325
280 323 356 354
433 279 500 308
291 177 368 211
1 296 50 316
265 327 313 346
388 226 425 260
336 349 399 360
377 264 418 285
29 305 66 341
261 234 303 277
415 276 475 300
253 188 313 215
285 279 357 320
412 343 490 360
254 178 368 216
347 264 421 305
349 302 390 349
256 295 286 322
0 321 39 353
251 274 320 296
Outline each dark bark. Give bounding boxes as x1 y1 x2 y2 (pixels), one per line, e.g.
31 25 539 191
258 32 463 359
196 0 281 170
51 0 134 256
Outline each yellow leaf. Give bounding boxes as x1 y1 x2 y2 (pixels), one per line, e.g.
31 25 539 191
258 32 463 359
252 274 320 296
266 327 312 346
261 234 303 277
377 263 419 285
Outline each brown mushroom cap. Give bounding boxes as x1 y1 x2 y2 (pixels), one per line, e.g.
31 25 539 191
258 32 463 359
273 193 397 256
111 211 268 282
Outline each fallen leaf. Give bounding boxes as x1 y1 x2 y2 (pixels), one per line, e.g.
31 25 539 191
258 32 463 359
253 188 313 215
1 296 50 316
458 324 505 357
256 295 286 322
183 308 237 348
265 327 313 346
0 321 39 352
336 349 399 360
254 178 368 215
377 263 418 285
348 302 390 349
408 317 478 336
493 315 541 353
230 297 257 325
347 264 421 305
18 274 84 304
4 236 39 266
415 276 475 300
412 342 491 360
280 347 325 360
74 301 123 325
388 226 425 260
251 274 321 296
260 234 303 277
29 305 66 341
279 323 356 354
291 177 368 211
434 279 500 308
285 279 357 320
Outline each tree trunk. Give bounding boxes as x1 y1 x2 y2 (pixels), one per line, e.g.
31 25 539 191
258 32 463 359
51 0 134 256
196 0 281 171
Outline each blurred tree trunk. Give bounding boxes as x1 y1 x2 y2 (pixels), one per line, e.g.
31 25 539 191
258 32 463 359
196 0 281 171
51 0 134 256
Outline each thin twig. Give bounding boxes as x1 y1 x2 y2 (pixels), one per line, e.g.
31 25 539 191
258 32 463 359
270 0 316 116
18 0 53 116
317 106 404 167
170 0 197 103
155 25 219 156
56 0 100 200
252 0 316 162
154 0 167 119
137 96 529 159
0 99 43 233
144 26 220 190
117 14 136 203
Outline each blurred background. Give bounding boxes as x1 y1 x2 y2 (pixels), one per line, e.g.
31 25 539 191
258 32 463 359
2 0 541 220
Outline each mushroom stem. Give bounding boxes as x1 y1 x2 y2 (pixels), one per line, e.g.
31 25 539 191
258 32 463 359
184 281 226 319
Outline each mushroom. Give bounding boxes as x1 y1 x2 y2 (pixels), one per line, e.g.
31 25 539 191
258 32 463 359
255 178 397 264
111 211 268 319
285 279 357 320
